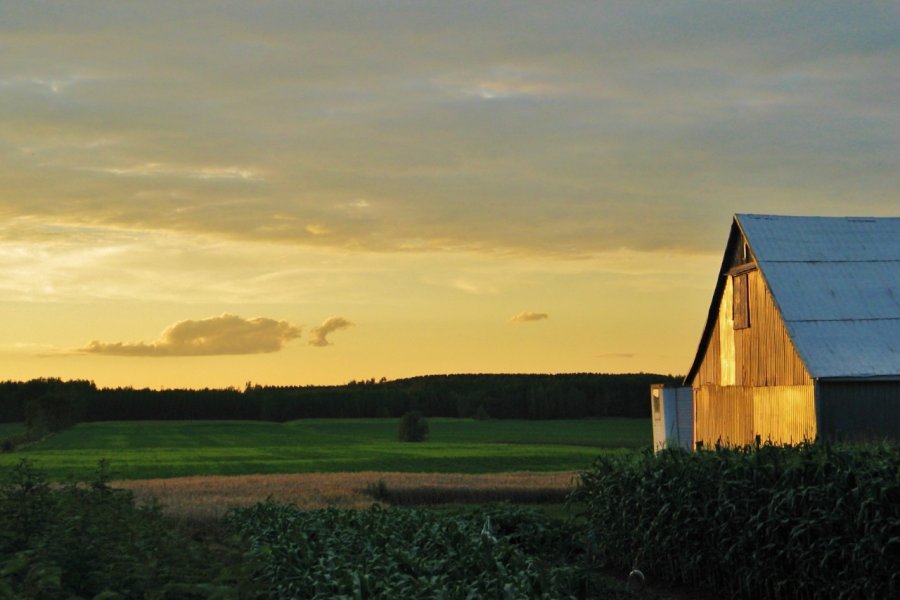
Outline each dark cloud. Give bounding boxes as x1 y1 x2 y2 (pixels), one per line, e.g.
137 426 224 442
308 317 353 347
81 314 301 356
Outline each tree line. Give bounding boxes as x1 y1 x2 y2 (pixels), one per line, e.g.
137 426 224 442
0 373 681 430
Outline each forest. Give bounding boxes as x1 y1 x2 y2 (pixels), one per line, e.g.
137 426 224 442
0 373 680 430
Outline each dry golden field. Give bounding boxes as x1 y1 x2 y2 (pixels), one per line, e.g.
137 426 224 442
114 471 578 519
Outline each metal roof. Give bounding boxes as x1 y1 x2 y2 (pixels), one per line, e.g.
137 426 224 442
736 214 900 379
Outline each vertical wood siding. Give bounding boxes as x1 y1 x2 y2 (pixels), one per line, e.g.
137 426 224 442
745 269 812 387
694 384 816 446
690 241 816 447
752 385 816 444
694 385 753 446
695 319 721 385
691 270 810 388
720 276 736 385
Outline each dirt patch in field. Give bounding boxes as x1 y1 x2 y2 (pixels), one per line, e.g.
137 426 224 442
114 471 579 518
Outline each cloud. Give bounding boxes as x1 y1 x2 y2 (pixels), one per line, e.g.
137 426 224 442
308 316 354 347
0 2 897 260
81 314 301 356
510 311 549 323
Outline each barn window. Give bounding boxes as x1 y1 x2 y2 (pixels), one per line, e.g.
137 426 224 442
733 273 750 329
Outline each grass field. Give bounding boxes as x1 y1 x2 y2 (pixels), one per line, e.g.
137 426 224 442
0 423 24 439
0 418 649 481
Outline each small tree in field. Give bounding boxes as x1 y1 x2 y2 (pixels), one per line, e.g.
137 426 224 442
397 410 429 442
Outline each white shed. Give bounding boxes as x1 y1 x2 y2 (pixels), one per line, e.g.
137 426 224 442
650 384 693 450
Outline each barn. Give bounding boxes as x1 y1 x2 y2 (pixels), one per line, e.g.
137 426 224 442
684 214 900 446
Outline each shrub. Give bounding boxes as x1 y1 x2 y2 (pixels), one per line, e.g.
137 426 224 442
397 410 429 442
473 405 490 420
0 459 233 598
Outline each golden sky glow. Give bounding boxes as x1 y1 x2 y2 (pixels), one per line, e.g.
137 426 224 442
1 2 898 388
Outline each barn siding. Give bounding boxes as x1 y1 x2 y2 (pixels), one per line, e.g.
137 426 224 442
694 385 753 446
745 270 812 387
817 381 900 440
690 244 816 447
752 385 816 444
691 268 811 389
694 384 816 446
719 276 736 385
695 319 721 385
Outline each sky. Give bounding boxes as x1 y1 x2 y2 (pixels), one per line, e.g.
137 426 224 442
1 1 898 389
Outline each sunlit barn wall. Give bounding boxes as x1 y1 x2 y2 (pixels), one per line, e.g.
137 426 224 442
690 239 816 446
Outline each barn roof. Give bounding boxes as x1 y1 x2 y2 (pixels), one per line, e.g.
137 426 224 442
686 214 900 382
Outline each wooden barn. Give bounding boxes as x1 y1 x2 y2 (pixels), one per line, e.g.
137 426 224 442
684 214 900 446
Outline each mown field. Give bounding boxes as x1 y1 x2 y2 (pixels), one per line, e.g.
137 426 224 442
0 418 649 481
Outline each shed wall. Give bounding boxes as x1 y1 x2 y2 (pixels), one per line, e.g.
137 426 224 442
817 381 900 440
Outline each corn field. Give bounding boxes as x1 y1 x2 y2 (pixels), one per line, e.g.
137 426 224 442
226 502 624 600
572 441 900 599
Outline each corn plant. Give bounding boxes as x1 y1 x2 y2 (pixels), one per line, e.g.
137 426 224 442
226 502 634 599
572 441 900 599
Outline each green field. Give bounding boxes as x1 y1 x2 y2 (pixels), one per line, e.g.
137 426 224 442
0 418 650 480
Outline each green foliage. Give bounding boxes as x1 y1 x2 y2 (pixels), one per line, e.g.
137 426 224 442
0 418 645 480
226 502 636 599
473 405 491 420
2 373 680 423
572 441 900 599
24 393 83 439
0 462 652 600
0 460 236 599
398 411 429 442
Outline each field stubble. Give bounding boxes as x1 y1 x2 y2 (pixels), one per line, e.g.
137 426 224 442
115 470 578 519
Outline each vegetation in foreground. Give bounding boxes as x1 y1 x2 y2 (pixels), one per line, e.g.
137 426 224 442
5 441 895 598
0 460 234 598
0 460 646 600
228 501 640 600
573 441 900 599
0 418 647 480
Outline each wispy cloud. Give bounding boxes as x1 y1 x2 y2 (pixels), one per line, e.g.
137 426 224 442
0 3 894 261
308 317 354 347
510 311 549 324
81 314 301 357
91 162 263 181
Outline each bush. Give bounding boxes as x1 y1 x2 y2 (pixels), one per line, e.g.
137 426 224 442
572 441 900 599
397 410 429 442
0 459 233 598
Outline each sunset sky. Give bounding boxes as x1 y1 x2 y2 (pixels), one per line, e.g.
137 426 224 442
1 2 898 389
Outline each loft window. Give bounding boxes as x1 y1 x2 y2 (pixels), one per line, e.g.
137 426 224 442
733 273 750 329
